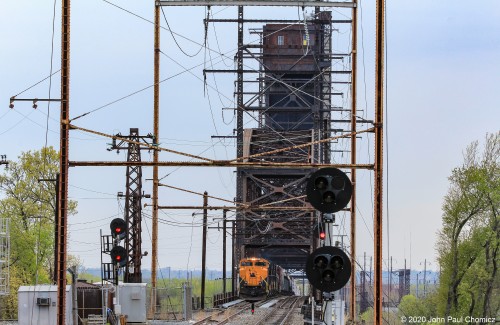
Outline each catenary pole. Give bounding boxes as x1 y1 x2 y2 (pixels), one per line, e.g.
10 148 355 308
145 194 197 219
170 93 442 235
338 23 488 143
151 0 161 317
373 0 385 324
57 0 70 323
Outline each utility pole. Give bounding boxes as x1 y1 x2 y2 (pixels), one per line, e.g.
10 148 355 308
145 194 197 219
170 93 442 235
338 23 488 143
222 209 227 296
56 0 70 323
201 192 208 309
423 259 427 297
360 252 367 314
369 256 372 287
151 0 161 317
416 273 419 298
373 0 385 323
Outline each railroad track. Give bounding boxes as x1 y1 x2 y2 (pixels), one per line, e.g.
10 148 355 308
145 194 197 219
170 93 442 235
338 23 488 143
193 296 304 325
254 296 302 325
193 299 268 325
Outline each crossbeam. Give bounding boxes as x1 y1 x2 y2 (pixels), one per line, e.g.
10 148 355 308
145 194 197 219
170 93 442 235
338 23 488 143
69 161 374 169
158 1 355 8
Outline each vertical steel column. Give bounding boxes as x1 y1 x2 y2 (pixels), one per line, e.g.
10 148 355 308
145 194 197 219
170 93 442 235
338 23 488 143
223 210 227 296
236 7 244 166
151 1 161 316
57 0 70 323
123 129 144 283
374 0 385 324
234 5 244 297
53 174 60 284
349 0 358 322
56 0 71 325
231 221 236 296
201 192 208 309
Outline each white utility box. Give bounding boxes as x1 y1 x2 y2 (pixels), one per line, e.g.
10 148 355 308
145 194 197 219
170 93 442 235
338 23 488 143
118 283 147 323
18 285 73 325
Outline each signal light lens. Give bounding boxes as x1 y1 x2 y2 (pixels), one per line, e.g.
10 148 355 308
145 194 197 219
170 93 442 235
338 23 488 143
331 256 344 269
319 231 326 240
314 255 328 268
110 218 127 239
323 270 335 282
323 191 335 203
331 176 344 189
315 176 328 190
110 245 127 267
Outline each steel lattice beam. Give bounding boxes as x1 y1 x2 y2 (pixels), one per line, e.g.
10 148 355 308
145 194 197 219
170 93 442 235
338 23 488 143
124 129 144 283
69 161 373 169
109 128 154 283
158 1 356 7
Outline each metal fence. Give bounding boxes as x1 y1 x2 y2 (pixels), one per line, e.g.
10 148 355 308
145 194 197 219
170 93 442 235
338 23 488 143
149 286 183 320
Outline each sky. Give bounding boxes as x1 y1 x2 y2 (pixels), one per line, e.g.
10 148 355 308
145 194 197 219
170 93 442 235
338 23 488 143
1 0 499 279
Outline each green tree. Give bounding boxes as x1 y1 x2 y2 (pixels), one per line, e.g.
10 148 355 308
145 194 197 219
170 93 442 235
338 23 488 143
0 147 77 318
436 132 499 320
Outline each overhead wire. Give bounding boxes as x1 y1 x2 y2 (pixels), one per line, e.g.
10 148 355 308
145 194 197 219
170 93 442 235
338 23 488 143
0 110 39 136
31 1 58 322
76 2 354 185
11 1 351 178
11 69 61 98
48 0 359 290
78 1 337 131
41 0 58 176
160 5 208 58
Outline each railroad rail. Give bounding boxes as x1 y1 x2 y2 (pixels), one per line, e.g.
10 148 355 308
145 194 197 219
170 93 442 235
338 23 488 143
193 296 302 325
202 296 303 325
254 296 303 325
193 299 264 325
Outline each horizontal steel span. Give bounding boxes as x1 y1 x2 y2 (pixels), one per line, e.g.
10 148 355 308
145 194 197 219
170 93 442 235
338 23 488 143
158 1 355 7
156 205 316 210
69 161 374 169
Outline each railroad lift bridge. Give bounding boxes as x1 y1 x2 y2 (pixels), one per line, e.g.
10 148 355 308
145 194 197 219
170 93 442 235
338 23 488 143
157 0 364 312
230 14 338 273
189 3 360 285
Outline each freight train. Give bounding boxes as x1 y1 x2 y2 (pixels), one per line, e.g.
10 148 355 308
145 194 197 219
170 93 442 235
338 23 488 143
238 257 294 301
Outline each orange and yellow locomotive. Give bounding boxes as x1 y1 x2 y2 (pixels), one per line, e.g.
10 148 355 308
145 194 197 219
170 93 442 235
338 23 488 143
238 257 293 301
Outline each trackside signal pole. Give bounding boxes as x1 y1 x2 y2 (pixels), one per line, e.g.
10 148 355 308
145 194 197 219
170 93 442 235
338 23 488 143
350 0 358 322
374 0 385 324
324 216 334 325
57 0 70 323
